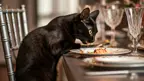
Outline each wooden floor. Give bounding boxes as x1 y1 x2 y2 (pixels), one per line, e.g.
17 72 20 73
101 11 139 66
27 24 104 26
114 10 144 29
0 65 9 81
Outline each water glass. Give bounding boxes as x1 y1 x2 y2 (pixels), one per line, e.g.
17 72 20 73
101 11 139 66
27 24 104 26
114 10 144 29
125 7 144 55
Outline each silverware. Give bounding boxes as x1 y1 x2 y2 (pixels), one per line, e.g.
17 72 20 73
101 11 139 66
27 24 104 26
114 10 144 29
85 70 144 76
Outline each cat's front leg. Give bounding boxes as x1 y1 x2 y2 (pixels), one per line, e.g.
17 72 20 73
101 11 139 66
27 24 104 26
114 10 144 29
61 43 80 54
61 42 80 54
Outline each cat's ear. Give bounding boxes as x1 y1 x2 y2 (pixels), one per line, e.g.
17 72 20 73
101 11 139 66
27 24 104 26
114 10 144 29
80 8 90 20
90 10 99 20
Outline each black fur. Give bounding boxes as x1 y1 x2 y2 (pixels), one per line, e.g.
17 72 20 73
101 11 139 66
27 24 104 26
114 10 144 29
15 8 99 81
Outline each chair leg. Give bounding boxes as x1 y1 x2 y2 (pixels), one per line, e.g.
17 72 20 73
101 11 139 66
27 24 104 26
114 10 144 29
0 7 15 81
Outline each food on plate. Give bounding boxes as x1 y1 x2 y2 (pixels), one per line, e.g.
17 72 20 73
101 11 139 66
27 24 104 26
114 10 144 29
71 47 131 55
80 48 110 54
94 48 108 54
80 49 84 54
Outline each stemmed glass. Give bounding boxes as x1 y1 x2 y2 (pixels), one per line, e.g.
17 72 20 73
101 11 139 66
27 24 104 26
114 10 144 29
102 7 124 47
125 7 144 55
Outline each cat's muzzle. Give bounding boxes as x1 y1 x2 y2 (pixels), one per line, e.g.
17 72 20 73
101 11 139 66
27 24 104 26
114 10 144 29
84 39 94 44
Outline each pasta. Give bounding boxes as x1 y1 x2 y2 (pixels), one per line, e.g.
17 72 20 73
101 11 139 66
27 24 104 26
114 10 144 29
80 48 109 54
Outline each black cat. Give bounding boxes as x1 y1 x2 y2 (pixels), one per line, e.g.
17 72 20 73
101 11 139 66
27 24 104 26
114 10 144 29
15 8 99 81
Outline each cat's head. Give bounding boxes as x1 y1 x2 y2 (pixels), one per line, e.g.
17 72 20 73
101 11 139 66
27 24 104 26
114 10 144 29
73 8 99 44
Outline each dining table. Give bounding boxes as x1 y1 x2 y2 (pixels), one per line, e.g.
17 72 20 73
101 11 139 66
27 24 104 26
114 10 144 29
62 52 144 81
61 35 144 81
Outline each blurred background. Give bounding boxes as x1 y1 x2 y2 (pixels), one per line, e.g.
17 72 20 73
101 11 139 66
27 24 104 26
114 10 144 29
0 0 144 81
1 0 142 30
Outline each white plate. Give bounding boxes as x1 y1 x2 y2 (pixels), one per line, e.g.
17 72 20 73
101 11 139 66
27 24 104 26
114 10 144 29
95 56 144 64
83 56 144 68
70 47 131 56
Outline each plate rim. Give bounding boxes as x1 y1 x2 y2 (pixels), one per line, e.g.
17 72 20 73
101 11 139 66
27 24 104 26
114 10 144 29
94 56 144 64
70 47 131 56
86 62 144 68
83 57 144 68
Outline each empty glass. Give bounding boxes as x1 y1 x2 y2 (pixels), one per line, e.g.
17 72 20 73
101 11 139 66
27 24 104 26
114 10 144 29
101 7 124 47
125 7 144 55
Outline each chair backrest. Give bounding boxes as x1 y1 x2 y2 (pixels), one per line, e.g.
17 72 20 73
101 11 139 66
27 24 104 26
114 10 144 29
0 4 29 81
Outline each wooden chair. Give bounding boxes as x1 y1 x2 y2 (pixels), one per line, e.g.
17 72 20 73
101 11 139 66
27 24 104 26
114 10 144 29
0 4 29 81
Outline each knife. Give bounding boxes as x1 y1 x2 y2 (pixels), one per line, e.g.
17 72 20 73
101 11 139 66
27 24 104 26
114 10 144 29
85 70 144 76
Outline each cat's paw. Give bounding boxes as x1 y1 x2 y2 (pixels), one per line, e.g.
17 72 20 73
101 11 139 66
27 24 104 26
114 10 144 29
72 43 81 49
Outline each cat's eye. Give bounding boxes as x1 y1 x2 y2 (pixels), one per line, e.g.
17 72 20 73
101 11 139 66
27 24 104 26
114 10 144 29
89 30 93 36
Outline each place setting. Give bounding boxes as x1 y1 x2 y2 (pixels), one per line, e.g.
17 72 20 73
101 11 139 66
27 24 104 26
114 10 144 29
70 47 131 56
69 46 144 68
83 55 144 68
82 55 144 76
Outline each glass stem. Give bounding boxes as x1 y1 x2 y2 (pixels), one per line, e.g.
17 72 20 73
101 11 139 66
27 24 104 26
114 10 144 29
133 38 138 54
101 22 106 41
111 28 116 42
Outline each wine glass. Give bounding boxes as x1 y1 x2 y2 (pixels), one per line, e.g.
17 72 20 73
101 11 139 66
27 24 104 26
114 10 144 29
101 7 124 47
94 4 106 44
125 7 144 55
